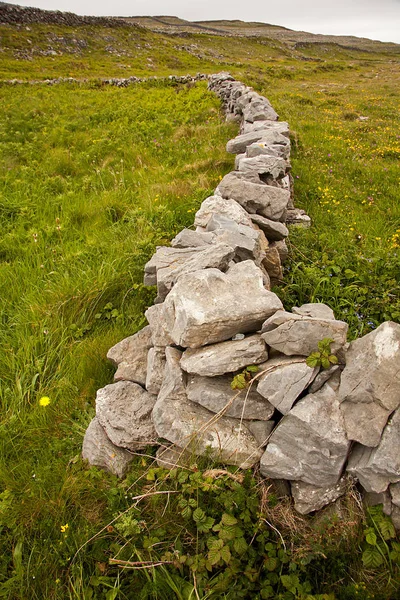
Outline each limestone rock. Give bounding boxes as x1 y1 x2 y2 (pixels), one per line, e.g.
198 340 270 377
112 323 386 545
257 356 318 414
243 99 279 123
262 245 283 282
339 322 400 447
171 228 215 248
250 214 289 241
237 155 289 181
272 240 289 263
155 444 195 469
144 246 197 286
156 242 235 302
186 373 275 420
152 348 263 468
291 479 347 515
246 133 290 160
292 303 335 321
346 409 400 493
206 214 265 262
226 131 267 154
195 194 253 229
286 208 311 227
261 310 348 356
82 417 134 478
145 347 166 395
308 365 340 394
96 381 158 451
260 376 350 486
217 172 290 222
391 483 400 507
247 420 275 446
160 261 283 348
145 304 174 347
181 334 268 377
107 326 152 385
241 120 290 138
363 490 393 515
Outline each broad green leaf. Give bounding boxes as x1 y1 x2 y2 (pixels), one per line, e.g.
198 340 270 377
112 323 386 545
329 354 339 365
231 373 247 390
181 505 192 519
264 556 278 572
197 516 215 532
321 357 331 369
207 537 224 550
221 513 238 526
193 508 205 523
379 518 396 540
306 353 321 368
365 530 377 546
318 337 334 352
246 365 259 373
362 547 383 568
207 547 221 566
220 545 231 564
233 536 248 555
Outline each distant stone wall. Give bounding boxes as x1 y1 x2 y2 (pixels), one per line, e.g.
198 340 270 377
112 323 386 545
78 72 400 524
0 2 132 27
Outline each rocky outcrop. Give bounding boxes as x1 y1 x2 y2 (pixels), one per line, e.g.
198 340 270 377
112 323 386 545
82 73 400 525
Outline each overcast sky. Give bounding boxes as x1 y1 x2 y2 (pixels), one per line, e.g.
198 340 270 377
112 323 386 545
7 0 400 43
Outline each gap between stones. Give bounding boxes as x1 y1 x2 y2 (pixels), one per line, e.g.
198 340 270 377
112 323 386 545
82 72 400 521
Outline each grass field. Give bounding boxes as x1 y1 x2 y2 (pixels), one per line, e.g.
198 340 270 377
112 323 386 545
1 16 400 600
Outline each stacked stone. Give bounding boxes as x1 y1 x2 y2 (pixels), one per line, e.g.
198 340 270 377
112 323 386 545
82 73 400 521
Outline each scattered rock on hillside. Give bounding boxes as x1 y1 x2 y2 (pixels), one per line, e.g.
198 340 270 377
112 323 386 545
82 417 134 478
96 381 158 450
107 326 152 385
339 322 400 447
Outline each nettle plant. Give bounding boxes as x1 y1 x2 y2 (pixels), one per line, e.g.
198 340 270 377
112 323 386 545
306 338 339 370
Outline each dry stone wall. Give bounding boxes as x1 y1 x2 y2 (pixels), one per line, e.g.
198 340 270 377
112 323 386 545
0 2 130 27
82 72 400 522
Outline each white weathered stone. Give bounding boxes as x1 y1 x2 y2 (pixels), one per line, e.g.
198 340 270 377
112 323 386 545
217 172 289 222
156 242 235 302
339 322 400 447
237 155 289 181
171 229 215 248
243 99 279 123
145 347 166 395
241 120 290 137
82 417 134 478
250 214 289 241
186 373 275 420
261 310 348 357
181 334 268 377
206 214 265 263
194 195 252 229
144 246 197 286
107 326 152 385
246 133 290 160
96 381 158 451
160 261 283 348
145 303 174 347
152 348 263 468
260 376 350 486
292 303 335 321
390 483 400 507
291 479 347 515
346 409 400 493
257 357 318 415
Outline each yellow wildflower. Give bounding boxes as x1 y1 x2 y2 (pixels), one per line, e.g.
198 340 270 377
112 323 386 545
60 524 69 533
39 397 51 407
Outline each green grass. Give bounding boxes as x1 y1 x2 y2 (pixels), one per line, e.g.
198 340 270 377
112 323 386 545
1 19 400 600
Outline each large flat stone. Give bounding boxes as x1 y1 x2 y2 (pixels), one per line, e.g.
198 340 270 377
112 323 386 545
186 373 275 420
339 322 400 447
152 348 263 468
243 99 279 123
257 356 318 415
346 408 400 493
291 479 347 515
250 214 289 241
260 376 350 486
156 242 235 302
160 261 283 348
217 172 290 222
82 417 134 478
180 334 268 377
194 195 252 228
261 310 348 356
246 134 290 160
96 381 158 451
241 120 290 137
292 303 335 321
206 214 264 263
107 326 152 385
144 246 197 286
171 229 215 248
237 155 289 181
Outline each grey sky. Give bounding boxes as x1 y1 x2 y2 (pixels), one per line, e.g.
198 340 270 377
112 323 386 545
7 0 400 43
